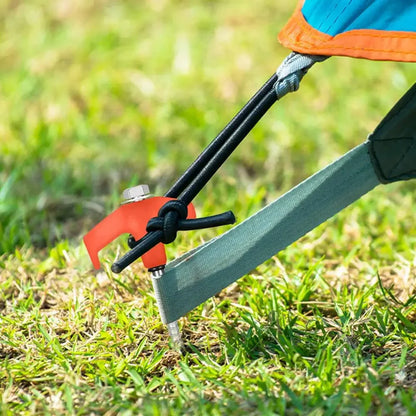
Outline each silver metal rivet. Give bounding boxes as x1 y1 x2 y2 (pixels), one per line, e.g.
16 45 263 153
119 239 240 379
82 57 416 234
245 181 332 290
122 184 150 204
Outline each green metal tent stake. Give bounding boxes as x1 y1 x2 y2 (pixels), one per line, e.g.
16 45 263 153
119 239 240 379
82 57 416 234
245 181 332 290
154 142 378 324
84 51 416 344
153 81 416 325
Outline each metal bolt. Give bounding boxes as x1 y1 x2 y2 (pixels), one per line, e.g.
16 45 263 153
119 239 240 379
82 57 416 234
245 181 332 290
122 184 150 204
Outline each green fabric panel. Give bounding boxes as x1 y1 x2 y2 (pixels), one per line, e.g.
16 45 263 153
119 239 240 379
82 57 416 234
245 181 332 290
369 83 416 183
154 142 380 324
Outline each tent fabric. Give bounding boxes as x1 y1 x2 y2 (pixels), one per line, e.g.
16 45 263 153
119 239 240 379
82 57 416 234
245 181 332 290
278 0 416 62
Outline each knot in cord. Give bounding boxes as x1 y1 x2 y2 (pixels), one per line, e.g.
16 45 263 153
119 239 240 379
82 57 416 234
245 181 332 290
146 200 188 244
274 52 329 100
274 70 304 99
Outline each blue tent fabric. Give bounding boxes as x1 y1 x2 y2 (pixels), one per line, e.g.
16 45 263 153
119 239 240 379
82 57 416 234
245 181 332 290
279 0 416 62
302 0 416 36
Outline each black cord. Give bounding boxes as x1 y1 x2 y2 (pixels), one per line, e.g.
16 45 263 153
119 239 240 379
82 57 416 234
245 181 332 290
165 74 277 199
179 88 277 205
112 74 278 273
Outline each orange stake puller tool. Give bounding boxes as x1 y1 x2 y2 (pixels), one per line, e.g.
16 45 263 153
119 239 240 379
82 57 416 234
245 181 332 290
83 185 198 271
83 72 298 344
84 184 235 345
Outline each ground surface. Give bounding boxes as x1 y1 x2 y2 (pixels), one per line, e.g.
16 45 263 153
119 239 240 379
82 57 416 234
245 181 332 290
1 0 416 414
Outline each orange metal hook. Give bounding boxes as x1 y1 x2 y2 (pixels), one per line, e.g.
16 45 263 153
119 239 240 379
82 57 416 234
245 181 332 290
83 197 196 270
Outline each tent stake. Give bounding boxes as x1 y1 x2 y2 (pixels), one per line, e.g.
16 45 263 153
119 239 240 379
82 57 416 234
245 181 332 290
150 267 184 348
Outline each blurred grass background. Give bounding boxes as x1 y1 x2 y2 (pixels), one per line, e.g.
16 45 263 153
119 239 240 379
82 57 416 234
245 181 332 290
1 0 414 256
1 1 416 414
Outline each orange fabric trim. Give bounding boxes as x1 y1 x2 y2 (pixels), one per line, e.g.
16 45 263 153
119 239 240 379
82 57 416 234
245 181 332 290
278 1 416 62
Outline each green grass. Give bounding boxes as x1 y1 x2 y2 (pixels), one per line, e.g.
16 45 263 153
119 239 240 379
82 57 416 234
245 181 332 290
1 0 416 414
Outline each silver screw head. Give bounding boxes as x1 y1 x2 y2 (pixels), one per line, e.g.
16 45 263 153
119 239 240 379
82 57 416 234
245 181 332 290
122 184 150 203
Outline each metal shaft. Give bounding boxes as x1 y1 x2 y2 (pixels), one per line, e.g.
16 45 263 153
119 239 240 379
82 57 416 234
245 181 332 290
150 268 183 348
